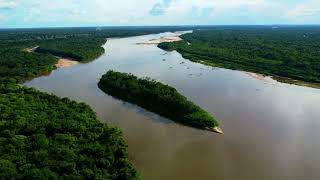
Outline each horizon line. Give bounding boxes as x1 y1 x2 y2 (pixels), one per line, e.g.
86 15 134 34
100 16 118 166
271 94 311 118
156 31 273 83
1 24 320 30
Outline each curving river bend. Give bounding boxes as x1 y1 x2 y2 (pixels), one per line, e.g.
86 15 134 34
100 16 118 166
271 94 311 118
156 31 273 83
25 32 320 180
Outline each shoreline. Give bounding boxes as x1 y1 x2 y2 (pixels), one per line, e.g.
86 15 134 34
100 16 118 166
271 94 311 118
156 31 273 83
212 127 224 134
137 36 182 45
162 49 320 89
199 59 320 89
55 58 80 68
23 46 80 68
245 72 276 85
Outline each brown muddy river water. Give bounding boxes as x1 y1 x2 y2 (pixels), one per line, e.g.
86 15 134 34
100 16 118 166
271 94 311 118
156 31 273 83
25 32 320 180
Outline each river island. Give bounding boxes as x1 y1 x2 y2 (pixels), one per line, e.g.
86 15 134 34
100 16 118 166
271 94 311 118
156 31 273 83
98 70 223 134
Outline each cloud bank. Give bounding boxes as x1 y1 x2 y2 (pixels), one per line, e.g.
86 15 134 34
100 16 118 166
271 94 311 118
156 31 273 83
0 0 319 28
150 0 172 16
0 0 16 9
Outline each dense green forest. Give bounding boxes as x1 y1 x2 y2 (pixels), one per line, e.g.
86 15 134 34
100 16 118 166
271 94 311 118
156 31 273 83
0 39 57 83
35 37 106 62
0 49 57 83
0 84 139 179
98 71 220 131
158 26 320 84
0 26 195 41
0 26 195 44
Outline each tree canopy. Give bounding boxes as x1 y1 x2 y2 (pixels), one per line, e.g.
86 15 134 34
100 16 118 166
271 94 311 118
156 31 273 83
0 84 139 179
0 49 58 83
98 71 219 130
35 37 106 63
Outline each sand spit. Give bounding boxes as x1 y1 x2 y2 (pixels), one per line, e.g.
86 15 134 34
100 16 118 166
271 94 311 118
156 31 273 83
245 72 275 85
23 46 39 53
212 127 224 134
137 36 182 45
55 58 80 68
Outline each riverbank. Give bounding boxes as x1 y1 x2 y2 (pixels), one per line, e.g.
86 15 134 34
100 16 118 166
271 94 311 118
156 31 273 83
159 45 320 89
137 36 182 45
158 29 320 89
245 72 276 85
23 46 80 69
55 58 80 68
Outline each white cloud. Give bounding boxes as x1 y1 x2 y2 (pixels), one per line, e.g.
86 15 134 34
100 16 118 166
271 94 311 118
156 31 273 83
0 13 5 21
152 0 267 14
18 0 156 24
0 0 277 25
1 0 319 27
288 7 320 17
286 1 320 19
143 0 271 25
0 0 16 9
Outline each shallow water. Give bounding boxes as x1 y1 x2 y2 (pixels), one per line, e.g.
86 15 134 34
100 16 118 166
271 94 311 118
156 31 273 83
25 32 320 180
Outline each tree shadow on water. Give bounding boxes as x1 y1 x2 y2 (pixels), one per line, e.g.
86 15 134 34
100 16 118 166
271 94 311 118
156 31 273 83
120 101 174 125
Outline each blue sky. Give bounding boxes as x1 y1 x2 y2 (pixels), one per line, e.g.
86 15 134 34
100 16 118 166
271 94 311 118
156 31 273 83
0 0 319 28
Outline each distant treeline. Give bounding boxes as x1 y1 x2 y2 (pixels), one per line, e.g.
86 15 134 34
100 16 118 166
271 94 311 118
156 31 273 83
0 84 139 179
0 26 196 41
98 71 219 130
158 26 320 83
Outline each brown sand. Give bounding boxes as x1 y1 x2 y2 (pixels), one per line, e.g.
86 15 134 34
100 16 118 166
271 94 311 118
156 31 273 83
245 72 275 84
55 58 80 68
137 36 182 45
23 46 80 68
213 127 224 134
23 46 39 53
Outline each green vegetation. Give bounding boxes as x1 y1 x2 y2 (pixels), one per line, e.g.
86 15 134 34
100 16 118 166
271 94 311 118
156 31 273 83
35 37 106 62
0 49 57 83
158 26 320 84
98 71 219 130
0 26 194 41
0 84 139 179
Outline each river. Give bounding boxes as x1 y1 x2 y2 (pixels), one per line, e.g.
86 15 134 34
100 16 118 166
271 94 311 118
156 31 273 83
25 32 320 180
